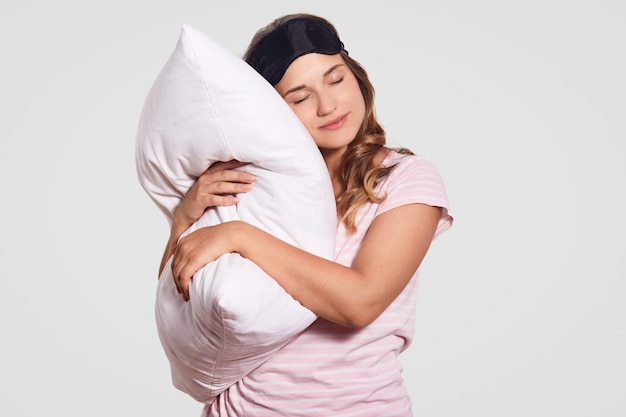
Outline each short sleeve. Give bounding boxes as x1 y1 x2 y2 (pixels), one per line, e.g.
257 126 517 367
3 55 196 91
376 153 453 240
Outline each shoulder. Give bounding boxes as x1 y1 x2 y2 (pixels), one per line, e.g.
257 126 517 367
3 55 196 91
376 150 453 239
381 150 443 183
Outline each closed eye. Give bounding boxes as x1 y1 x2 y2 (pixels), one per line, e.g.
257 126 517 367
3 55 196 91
293 94 310 104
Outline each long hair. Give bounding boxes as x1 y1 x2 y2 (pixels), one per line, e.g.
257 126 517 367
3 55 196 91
244 13 412 233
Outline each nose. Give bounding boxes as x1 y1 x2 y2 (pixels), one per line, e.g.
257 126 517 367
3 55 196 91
316 93 336 117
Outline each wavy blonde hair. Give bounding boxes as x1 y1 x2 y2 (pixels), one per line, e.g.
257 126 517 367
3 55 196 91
244 13 412 233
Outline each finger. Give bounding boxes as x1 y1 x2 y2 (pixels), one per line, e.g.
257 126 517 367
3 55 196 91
174 269 189 298
201 161 255 184
175 266 192 302
211 168 256 185
190 180 253 209
172 243 195 295
209 180 254 196
203 194 240 207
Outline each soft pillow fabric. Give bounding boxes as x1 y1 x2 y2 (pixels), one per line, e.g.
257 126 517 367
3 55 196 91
135 24 336 404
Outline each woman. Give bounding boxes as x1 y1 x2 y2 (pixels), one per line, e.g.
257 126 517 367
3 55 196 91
163 13 453 416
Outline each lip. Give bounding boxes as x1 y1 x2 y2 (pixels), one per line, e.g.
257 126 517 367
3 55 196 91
320 113 349 130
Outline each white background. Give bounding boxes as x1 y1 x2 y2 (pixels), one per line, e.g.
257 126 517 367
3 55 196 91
1 1 624 416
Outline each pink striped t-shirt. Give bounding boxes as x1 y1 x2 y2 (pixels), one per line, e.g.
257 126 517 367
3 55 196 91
203 151 453 416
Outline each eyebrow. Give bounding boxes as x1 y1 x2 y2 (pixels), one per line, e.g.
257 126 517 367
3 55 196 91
281 64 346 97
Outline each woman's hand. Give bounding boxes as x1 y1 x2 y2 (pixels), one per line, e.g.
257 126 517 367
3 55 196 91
159 160 255 277
171 221 243 301
171 160 255 237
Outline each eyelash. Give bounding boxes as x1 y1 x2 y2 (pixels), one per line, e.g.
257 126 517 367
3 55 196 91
294 96 310 105
292 77 344 105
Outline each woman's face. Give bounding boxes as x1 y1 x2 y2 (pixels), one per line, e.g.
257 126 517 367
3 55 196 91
275 53 366 156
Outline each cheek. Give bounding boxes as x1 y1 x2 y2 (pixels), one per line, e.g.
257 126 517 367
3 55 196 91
344 80 366 115
291 108 314 133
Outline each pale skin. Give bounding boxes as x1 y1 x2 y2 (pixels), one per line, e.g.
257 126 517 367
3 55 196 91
159 159 255 276
163 53 441 328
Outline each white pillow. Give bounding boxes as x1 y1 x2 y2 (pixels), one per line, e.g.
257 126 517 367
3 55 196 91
135 24 336 404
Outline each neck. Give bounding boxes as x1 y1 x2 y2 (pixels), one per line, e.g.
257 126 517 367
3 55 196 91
320 147 346 198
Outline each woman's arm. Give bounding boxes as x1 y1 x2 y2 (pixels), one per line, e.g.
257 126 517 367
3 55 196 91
171 203 441 327
158 160 255 277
